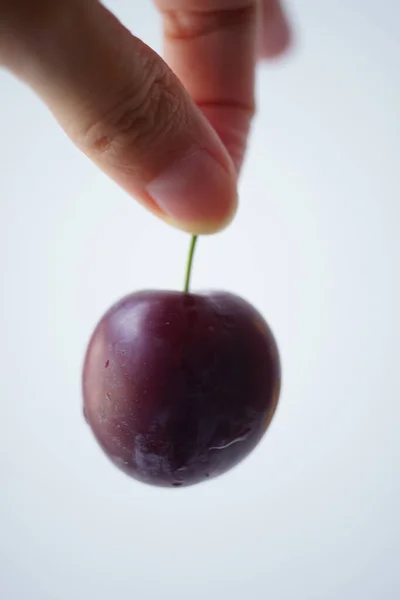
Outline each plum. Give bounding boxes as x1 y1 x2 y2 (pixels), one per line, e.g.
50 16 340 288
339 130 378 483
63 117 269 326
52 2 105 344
82 238 281 487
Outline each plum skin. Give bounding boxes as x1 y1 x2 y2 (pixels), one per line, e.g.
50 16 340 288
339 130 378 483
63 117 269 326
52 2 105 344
82 291 281 487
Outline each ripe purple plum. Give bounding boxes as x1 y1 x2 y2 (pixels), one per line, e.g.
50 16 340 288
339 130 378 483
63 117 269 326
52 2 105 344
82 289 281 487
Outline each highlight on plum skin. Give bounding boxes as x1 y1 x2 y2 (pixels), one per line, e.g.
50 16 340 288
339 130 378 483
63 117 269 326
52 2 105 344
82 290 281 488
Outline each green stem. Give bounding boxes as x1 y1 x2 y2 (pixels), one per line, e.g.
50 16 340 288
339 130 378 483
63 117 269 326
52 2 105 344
184 235 198 293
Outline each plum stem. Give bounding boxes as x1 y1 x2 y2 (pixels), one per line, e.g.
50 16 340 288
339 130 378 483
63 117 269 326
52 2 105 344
184 235 198 293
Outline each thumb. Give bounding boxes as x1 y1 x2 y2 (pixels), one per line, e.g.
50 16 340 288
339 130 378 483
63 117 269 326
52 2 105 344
1 0 238 234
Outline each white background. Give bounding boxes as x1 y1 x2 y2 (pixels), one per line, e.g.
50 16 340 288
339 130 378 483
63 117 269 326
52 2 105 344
1 1 399 598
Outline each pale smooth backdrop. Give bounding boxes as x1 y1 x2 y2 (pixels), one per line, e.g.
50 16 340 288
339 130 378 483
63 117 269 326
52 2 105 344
1 1 399 599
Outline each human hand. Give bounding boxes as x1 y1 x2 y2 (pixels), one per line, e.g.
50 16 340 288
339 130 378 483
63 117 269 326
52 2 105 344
0 1 290 233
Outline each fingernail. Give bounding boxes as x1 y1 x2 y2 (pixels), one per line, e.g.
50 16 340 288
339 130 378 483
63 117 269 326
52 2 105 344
146 149 237 234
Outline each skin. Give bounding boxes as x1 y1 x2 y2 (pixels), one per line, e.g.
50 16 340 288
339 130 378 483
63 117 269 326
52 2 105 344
0 0 291 234
83 291 281 486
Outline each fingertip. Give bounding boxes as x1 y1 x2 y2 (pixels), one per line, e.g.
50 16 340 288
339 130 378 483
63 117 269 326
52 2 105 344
259 23 292 60
145 148 238 235
258 1 292 60
160 192 238 235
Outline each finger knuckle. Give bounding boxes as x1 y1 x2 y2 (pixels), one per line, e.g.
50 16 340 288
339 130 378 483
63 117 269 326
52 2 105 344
80 61 186 167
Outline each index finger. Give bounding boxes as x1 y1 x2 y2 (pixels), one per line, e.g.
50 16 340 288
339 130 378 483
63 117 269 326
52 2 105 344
154 0 259 171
